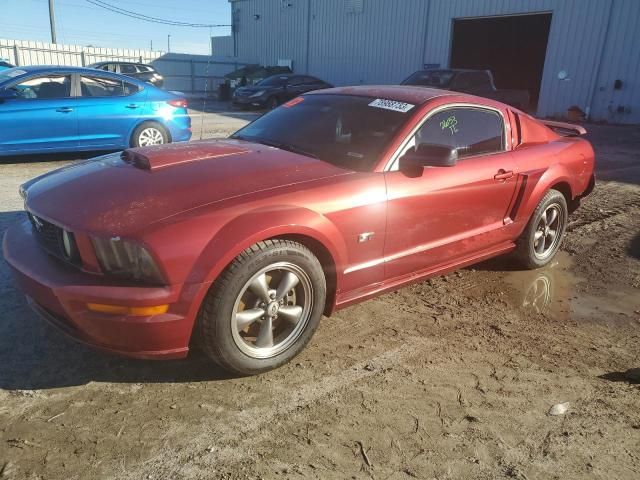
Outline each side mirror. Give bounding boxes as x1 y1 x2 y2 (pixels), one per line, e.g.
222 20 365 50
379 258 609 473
399 143 458 173
0 89 17 101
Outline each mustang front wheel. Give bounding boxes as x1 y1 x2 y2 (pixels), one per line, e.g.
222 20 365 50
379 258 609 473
514 189 568 269
197 240 326 375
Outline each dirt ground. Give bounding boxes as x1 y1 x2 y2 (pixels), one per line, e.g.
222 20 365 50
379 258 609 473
0 107 638 480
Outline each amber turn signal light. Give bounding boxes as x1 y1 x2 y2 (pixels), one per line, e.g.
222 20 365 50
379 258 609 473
87 303 169 316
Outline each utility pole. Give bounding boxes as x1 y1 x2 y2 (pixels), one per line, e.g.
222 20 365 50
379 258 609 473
150 39 153 51
48 0 57 44
167 34 171 53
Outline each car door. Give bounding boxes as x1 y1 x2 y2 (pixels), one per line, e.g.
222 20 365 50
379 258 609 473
75 74 147 149
283 76 308 101
383 105 518 280
0 73 78 154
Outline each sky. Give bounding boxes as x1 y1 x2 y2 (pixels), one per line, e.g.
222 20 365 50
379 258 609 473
0 0 232 54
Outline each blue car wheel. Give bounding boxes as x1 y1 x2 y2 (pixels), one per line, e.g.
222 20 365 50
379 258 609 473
131 121 169 148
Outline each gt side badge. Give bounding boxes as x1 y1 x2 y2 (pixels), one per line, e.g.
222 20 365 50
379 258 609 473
358 232 375 243
368 98 415 113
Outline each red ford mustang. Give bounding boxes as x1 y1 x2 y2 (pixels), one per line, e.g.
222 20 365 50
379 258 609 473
4 86 595 374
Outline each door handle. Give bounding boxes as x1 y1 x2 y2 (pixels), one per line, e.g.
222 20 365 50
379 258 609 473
56 107 73 113
126 104 140 109
494 169 514 181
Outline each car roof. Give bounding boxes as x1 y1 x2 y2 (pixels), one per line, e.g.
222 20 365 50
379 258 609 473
4 65 130 75
306 85 453 105
0 65 154 88
90 61 152 66
414 68 485 74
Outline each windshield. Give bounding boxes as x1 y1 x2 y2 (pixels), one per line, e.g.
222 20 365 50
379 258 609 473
256 75 289 87
402 70 454 88
231 94 415 171
0 67 28 85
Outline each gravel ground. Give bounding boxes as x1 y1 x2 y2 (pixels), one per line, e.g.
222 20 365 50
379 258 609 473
0 107 638 480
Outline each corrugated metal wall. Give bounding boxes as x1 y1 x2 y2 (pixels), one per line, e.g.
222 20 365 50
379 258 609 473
589 0 640 124
232 0 310 69
229 0 640 123
307 0 430 85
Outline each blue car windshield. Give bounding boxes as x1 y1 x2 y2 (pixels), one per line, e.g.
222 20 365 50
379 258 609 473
0 67 28 85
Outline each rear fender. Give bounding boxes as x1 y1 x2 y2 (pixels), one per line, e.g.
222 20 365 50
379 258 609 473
514 164 575 228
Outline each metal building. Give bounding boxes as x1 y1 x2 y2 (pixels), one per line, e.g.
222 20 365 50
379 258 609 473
213 0 640 124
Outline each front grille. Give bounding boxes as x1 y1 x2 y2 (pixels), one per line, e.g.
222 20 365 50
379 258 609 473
28 213 81 266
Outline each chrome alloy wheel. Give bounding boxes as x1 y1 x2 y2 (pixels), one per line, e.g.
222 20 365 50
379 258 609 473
231 262 313 359
533 203 563 260
138 127 164 146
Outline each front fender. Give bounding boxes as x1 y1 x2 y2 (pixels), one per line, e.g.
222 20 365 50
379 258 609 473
186 204 348 289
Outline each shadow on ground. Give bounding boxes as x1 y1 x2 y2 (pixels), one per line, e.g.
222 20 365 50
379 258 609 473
0 211 231 390
599 369 640 384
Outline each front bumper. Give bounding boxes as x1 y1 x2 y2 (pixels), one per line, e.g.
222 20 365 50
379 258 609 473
3 219 204 359
232 95 266 108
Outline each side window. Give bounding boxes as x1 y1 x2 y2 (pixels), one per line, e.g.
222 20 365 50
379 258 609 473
469 72 490 89
123 81 140 95
98 64 116 73
80 76 133 97
120 64 137 74
414 107 504 159
12 75 71 99
451 73 471 91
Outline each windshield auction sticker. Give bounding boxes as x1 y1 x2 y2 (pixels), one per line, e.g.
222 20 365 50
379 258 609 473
368 98 415 113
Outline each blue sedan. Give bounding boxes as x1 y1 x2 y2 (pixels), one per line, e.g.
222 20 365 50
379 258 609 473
0 66 191 156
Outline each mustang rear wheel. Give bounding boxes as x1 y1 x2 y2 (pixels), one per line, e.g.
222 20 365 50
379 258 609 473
197 239 326 375
514 189 568 269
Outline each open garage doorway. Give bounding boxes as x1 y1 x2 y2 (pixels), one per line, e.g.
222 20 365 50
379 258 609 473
450 13 552 112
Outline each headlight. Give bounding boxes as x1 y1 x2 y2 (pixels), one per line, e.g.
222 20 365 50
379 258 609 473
250 90 266 98
91 236 165 284
61 230 79 262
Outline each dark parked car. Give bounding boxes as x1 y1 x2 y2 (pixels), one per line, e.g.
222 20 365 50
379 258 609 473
5 86 594 375
89 61 164 88
233 73 333 109
402 69 530 110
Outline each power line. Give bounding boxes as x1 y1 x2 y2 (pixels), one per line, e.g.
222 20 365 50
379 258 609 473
85 0 230 28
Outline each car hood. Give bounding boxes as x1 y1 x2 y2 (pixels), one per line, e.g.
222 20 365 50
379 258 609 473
23 139 350 235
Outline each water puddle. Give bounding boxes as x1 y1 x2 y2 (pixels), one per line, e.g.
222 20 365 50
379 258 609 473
496 252 639 327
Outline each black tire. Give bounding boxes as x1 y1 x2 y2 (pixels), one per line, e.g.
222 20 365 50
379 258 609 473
130 121 169 148
266 96 279 110
197 239 326 375
513 189 568 269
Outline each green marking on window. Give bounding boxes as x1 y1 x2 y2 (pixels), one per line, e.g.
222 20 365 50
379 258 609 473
440 115 458 135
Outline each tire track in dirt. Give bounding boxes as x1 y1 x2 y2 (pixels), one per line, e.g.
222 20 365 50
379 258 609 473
122 338 435 480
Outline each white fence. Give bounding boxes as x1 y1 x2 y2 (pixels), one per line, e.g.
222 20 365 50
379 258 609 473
0 39 253 96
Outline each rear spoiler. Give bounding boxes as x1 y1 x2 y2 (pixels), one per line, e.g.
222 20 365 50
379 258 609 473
540 119 587 137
